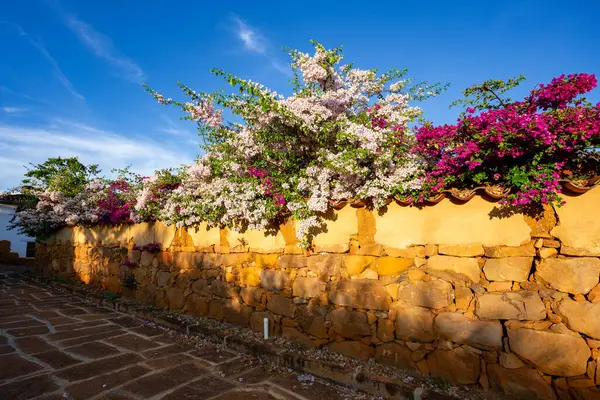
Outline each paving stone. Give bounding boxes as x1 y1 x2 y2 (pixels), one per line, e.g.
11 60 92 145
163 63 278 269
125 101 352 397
6 325 51 337
47 324 121 342
144 353 199 369
211 389 280 400
110 317 142 328
0 344 15 354
121 363 205 397
215 358 261 378
129 325 163 337
190 347 238 364
58 307 90 316
55 353 144 381
65 364 151 399
54 320 108 332
46 316 78 326
65 341 120 359
97 392 138 400
0 335 7 345
234 366 271 384
0 374 59 400
29 310 61 319
0 318 46 329
0 354 44 380
160 376 236 400
14 337 57 354
33 349 82 369
105 334 161 352
140 343 195 359
58 329 126 347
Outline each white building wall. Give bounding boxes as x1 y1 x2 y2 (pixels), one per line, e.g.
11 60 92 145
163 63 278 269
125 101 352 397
0 205 32 257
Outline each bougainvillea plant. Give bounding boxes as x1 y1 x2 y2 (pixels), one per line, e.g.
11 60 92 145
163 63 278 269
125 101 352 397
413 73 600 207
146 40 445 246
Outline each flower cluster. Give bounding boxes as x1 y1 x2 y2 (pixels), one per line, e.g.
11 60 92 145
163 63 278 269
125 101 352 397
414 73 600 207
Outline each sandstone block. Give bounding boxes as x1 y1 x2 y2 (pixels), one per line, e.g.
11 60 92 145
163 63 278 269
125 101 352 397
427 347 480 384
307 254 343 276
140 251 154 268
240 287 265 307
344 255 374 276
166 287 184 310
292 277 326 299
250 311 274 336
385 247 425 258
487 364 557 400
499 352 525 369
282 327 316 349
260 269 289 291
372 257 413 276
508 327 590 376
279 255 307 269
435 312 502 350
329 341 374 361
330 308 371 338
537 258 600 294
296 305 328 339
486 281 513 292
483 257 533 282
455 285 473 311
191 279 209 295
208 299 223 320
267 294 295 317
329 279 389 310
222 299 252 327
377 319 395 342
397 280 453 309
185 294 209 317
475 291 546 320
556 299 600 340
438 244 484 257
395 306 436 342
539 247 558 258
426 255 481 283
485 243 536 258
210 280 237 298
375 343 418 372
240 267 262 287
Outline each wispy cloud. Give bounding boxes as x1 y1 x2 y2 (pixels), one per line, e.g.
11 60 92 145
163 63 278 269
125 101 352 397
230 16 290 76
7 23 85 101
2 107 26 114
63 14 146 83
0 120 194 190
233 17 266 54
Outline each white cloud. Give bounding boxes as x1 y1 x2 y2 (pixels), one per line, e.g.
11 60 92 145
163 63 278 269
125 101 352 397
63 15 146 83
11 24 85 101
0 121 194 191
2 107 26 114
233 17 266 54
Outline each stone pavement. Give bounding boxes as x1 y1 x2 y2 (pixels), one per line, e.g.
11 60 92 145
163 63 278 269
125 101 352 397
0 271 375 400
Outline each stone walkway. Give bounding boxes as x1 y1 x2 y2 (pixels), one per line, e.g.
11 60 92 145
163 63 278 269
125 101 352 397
0 271 376 400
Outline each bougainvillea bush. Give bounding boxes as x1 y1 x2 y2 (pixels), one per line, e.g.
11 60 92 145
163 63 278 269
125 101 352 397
146 41 444 246
9 40 599 247
413 73 600 207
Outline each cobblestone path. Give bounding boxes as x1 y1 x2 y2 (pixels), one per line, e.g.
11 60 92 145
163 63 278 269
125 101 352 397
0 271 372 400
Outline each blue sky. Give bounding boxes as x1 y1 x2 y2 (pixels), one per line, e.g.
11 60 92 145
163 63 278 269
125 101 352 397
1 0 599 190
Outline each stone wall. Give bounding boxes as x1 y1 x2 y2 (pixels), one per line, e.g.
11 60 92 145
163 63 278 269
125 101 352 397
35 186 600 399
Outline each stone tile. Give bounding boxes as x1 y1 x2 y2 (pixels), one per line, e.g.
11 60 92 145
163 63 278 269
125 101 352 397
54 320 108 332
46 324 121 342
121 363 205 397
58 329 126 347
97 392 139 400
0 335 7 345
0 318 45 329
270 375 349 400
58 307 89 316
215 358 259 378
160 376 236 400
0 344 15 355
190 347 238 364
110 317 142 328
105 334 161 352
84 306 114 314
234 366 272 384
65 364 151 399
55 353 143 381
79 314 118 321
0 374 59 400
211 390 280 400
46 316 79 326
129 325 163 337
140 343 195 359
33 350 82 369
0 354 44 380
6 326 51 337
66 341 120 359
29 310 61 319
14 337 57 354
144 353 200 369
